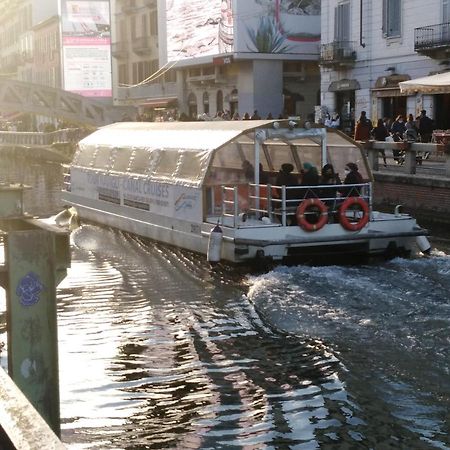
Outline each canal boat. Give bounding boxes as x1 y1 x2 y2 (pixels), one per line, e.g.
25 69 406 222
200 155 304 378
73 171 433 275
61 120 430 264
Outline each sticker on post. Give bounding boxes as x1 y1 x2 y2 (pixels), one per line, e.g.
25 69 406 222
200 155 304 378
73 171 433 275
16 272 44 307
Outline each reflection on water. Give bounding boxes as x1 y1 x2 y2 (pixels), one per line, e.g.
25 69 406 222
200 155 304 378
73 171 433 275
0 156 448 449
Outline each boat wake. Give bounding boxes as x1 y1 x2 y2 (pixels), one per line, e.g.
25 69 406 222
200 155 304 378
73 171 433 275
247 254 450 449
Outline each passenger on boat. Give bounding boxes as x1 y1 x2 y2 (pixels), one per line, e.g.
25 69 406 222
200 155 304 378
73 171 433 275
242 159 254 181
258 163 269 184
300 162 320 199
341 162 363 197
274 163 299 223
320 163 341 196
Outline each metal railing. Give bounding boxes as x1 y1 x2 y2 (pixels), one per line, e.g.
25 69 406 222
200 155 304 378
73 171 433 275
415 22 450 51
219 183 372 228
320 41 357 65
0 128 87 146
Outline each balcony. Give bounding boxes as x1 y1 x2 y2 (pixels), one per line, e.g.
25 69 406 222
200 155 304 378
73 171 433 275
319 41 357 68
111 41 129 59
132 36 154 55
143 0 156 7
415 22 450 57
121 0 138 13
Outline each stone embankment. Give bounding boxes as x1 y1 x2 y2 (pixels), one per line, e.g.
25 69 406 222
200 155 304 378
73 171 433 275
366 140 450 225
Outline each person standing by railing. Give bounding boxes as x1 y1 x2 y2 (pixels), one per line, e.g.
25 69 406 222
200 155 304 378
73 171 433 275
372 118 389 166
354 111 373 141
418 110 434 143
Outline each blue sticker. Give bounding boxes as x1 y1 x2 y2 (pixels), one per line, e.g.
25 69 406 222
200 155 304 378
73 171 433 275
16 272 44 307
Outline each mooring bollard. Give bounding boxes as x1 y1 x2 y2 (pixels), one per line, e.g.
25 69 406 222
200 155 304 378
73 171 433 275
0 183 70 437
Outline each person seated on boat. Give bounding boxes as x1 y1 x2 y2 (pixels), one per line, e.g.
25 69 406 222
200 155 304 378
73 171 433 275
242 159 254 181
258 163 269 184
340 162 363 197
319 163 341 203
299 162 320 199
274 163 299 221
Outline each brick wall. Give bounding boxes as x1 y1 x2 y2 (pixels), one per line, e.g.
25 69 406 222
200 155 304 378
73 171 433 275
373 173 450 223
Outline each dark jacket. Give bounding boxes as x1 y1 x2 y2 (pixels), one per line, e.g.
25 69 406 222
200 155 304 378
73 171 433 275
372 124 389 141
341 168 363 197
275 170 298 200
390 120 406 141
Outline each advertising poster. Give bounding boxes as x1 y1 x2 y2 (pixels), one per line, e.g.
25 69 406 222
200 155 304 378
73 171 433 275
60 0 112 97
165 0 234 62
164 0 320 63
234 0 320 56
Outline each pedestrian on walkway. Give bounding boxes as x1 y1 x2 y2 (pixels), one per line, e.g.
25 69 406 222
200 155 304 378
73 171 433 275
418 110 434 143
354 111 373 141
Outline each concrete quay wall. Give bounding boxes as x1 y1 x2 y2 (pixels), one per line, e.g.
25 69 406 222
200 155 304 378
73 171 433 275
373 172 450 225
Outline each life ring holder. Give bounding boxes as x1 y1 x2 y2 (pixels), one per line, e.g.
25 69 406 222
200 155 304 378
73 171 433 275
296 198 328 232
339 197 370 231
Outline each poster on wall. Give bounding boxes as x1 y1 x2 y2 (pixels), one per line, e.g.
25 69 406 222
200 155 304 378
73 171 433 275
165 0 234 62
165 0 320 63
235 0 320 56
60 0 112 97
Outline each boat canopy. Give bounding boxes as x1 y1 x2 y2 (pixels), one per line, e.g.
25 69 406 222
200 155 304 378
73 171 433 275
72 120 369 187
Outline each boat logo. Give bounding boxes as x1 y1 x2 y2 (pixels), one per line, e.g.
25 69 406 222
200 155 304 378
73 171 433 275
175 193 198 212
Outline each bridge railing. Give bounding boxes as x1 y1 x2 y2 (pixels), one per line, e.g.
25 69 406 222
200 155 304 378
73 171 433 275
0 128 89 147
363 141 450 176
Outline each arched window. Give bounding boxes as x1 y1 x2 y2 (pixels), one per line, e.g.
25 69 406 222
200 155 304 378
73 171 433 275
188 92 198 119
216 90 223 113
229 88 238 115
203 92 209 115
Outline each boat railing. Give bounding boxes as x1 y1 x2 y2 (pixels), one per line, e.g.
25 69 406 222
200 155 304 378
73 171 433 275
220 182 372 228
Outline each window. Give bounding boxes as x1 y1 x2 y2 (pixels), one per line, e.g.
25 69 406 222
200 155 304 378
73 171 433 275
383 0 401 38
334 2 350 42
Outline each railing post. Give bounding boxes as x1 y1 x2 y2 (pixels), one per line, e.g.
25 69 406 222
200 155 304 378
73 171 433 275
366 141 379 171
444 144 450 178
281 187 287 227
404 142 416 174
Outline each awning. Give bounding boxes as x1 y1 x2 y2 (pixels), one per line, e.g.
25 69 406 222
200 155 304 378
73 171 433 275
328 79 360 92
399 72 450 95
140 97 178 108
372 88 408 98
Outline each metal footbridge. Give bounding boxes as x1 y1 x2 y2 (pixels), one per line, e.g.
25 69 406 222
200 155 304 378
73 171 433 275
0 78 129 126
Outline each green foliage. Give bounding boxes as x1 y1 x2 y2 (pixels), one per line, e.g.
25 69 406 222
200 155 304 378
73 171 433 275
246 16 290 53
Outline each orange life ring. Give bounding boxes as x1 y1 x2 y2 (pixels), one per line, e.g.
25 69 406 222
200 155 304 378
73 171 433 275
339 197 370 231
296 198 328 232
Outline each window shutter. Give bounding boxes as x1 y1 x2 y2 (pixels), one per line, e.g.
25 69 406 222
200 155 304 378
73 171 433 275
335 2 350 42
444 0 450 23
389 0 401 37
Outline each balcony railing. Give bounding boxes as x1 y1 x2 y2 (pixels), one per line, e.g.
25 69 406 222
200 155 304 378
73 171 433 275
111 41 129 59
132 36 153 55
320 41 356 67
415 22 450 54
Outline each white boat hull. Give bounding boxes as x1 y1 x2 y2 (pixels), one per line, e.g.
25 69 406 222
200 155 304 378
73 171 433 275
63 192 426 264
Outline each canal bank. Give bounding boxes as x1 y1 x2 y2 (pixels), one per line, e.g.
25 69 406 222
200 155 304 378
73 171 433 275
373 172 450 226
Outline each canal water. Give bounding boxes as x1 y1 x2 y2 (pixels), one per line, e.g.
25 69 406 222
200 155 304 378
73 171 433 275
0 156 449 449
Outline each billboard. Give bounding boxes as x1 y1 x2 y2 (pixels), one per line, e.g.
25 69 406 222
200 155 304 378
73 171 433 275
60 0 112 97
165 0 320 63
165 0 234 62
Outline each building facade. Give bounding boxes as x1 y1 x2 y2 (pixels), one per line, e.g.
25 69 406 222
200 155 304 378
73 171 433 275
112 0 321 121
0 0 58 81
320 0 450 134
